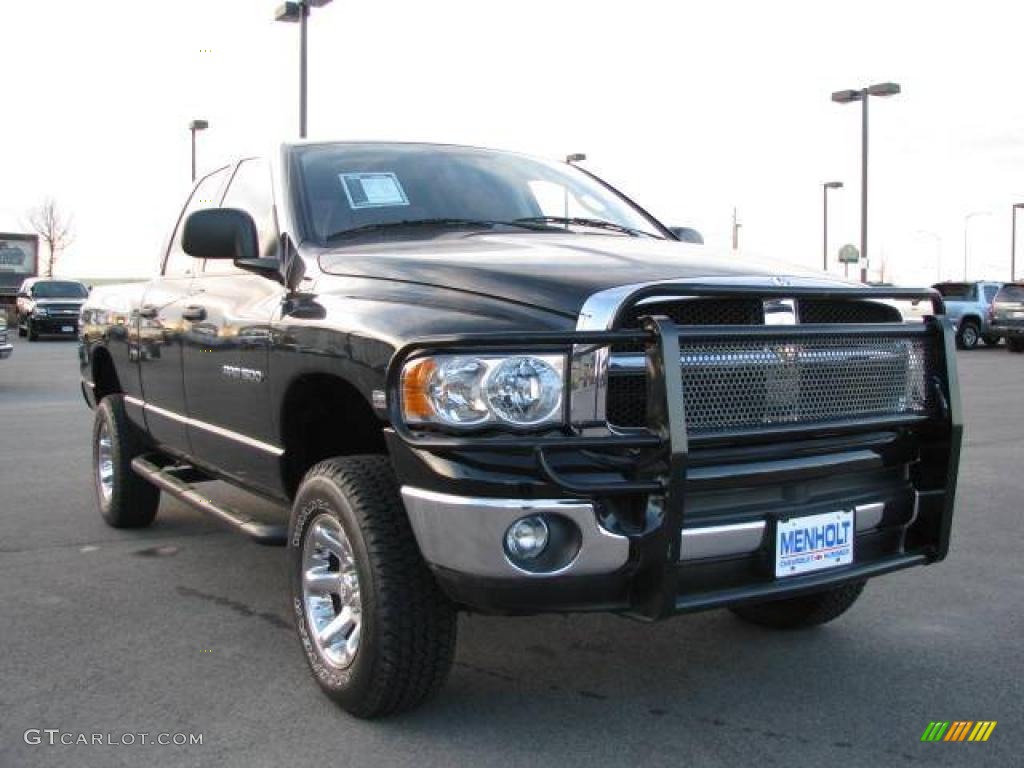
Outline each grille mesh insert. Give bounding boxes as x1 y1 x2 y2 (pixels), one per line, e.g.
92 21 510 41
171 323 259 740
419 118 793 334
606 335 935 432
797 299 902 324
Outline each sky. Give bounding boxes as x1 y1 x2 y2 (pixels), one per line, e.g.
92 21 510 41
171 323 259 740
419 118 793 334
2 0 1023 285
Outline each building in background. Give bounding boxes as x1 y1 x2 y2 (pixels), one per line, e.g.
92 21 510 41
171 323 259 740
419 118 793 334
0 233 40 311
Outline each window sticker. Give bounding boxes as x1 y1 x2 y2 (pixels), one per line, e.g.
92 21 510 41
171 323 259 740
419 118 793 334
339 172 410 209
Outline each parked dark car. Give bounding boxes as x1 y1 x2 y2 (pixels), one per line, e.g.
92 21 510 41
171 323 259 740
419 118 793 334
79 142 962 718
16 278 90 340
990 282 1024 352
931 281 1002 348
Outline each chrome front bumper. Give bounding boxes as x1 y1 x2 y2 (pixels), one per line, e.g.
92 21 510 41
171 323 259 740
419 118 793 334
400 489 890 580
400 488 629 579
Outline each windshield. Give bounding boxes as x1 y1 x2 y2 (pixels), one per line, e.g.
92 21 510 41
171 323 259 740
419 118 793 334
32 281 88 299
933 283 974 300
294 143 666 243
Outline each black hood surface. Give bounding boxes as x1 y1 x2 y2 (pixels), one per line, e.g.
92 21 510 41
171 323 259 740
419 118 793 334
317 233 843 317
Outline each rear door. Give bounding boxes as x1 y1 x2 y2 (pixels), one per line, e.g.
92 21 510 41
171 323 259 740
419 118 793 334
138 167 229 453
181 159 284 492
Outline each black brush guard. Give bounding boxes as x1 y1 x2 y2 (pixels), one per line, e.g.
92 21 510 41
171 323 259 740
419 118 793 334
385 285 962 619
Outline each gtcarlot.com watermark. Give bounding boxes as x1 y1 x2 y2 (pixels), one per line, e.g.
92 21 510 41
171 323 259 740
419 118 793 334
24 729 203 747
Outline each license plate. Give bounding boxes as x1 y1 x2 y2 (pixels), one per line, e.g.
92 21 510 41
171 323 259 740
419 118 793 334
61 325 74 333
775 510 854 578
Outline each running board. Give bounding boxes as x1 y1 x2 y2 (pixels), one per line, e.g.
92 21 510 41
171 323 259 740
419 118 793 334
131 456 287 546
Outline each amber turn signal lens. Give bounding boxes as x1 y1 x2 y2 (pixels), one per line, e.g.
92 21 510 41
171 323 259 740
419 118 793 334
401 357 437 422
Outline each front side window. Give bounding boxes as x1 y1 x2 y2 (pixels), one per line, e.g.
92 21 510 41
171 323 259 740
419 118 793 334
293 144 666 245
204 159 278 275
164 167 230 277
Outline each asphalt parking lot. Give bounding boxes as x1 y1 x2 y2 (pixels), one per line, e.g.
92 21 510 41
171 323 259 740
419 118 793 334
1 333 1020 768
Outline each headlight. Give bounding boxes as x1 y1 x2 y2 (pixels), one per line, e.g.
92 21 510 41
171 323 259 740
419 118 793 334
402 354 565 429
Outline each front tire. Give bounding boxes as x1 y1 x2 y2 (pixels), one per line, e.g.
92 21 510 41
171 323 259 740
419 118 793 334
27 319 38 341
982 334 1001 347
729 581 866 629
93 395 160 528
289 455 456 718
956 319 980 349
1008 337 1024 353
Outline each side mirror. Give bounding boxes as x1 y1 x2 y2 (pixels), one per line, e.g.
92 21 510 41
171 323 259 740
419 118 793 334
183 208 259 262
669 226 704 244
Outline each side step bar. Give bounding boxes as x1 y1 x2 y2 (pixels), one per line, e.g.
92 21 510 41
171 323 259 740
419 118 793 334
131 455 287 546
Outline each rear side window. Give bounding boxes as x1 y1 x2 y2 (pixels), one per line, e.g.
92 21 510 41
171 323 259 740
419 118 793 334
995 284 1024 303
983 285 1000 302
933 283 974 300
163 167 230 277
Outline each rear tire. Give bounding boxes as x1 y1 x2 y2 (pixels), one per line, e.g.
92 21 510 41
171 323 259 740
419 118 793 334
1008 337 1024 353
289 455 456 718
729 581 866 629
93 395 160 528
956 319 980 349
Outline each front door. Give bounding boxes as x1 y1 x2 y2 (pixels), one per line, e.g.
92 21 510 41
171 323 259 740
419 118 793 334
180 158 284 494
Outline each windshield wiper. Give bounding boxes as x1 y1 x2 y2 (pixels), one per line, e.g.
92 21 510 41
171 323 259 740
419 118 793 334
324 218 544 241
513 216 657 238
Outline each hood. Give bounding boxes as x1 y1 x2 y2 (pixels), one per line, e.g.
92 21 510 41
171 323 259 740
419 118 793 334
316 233 846 317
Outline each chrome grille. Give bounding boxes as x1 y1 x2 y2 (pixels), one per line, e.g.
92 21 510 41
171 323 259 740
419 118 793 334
606 335 936 432
44 303 81 316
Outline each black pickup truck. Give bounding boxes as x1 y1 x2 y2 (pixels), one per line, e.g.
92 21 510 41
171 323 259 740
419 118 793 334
80 142 962 718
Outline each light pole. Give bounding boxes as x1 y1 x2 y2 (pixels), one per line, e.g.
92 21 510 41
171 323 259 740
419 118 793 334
963 211 991 281
832 82 901 281
822 181 843 271
189 119 209 182
1011 203 1024 281
275 0 334 138
732 207 741 251
916 230 942 282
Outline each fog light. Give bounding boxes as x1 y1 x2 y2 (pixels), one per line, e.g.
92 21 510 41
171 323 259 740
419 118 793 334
505 515 549 560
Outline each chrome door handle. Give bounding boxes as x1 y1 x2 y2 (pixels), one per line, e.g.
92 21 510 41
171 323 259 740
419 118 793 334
182 305 207 322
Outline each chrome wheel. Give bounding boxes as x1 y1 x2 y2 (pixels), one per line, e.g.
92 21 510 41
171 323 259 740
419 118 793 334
96 421 114 503
301 514 362 669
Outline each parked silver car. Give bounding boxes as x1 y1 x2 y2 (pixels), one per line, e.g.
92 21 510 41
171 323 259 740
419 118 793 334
990 282 1024 353
932 281 1002 349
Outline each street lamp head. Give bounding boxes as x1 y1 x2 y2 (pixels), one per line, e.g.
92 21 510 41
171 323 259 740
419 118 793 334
308 0 334 5
867 82 902 97
1014 203 1024 209
274 2 302 22
189 119 209 131
831 89 863 104
824 181 844 189
565 153 586 164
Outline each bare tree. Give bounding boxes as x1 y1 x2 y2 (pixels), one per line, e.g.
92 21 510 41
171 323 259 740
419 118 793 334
27 198 74 277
